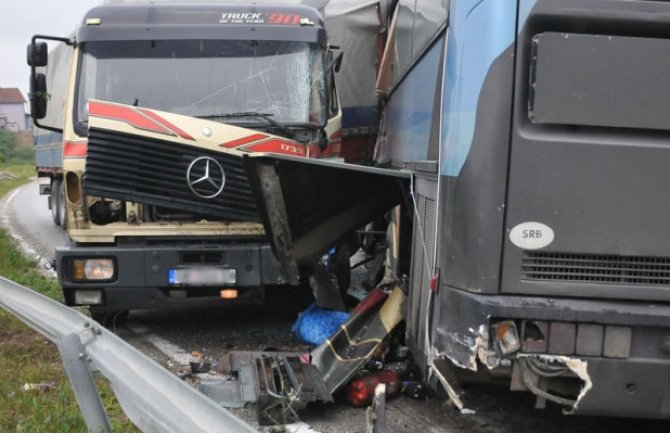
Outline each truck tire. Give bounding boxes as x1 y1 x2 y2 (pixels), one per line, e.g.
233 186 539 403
58 179 67 230
50 178 62 227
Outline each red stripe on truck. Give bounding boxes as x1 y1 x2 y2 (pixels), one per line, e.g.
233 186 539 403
63 141 88 157
138 108 195 141
220 133 269 148
88 101 174 136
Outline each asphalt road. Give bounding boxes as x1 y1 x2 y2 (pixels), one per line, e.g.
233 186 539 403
4 181 669 433
1 181 67 273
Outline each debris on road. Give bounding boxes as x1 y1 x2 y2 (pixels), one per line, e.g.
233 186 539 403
255 354 333 425
365 384 407 433
344 343 428 406
401 381 428 401
199 378 253 409
311 285 406 395
189 360 211 374
292 303 350 346
205 351 333 425
192 284 418 426
346 370 400 407
21 381 57 392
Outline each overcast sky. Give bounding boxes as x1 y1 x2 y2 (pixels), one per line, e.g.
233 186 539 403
0 0 102 107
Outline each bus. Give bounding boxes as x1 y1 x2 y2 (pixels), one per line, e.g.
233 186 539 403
243 0 670 419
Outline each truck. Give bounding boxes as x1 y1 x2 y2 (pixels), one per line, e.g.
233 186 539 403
28 0 385 322
33 40 71 227
237 0 670 420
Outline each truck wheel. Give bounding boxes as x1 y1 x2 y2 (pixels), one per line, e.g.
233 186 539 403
50 178 62 227
58 180 67 230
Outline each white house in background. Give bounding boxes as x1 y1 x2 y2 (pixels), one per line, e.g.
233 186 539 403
0 88 27 132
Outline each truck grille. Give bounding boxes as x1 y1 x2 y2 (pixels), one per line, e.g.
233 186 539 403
522 252 670 285
85 128 260 222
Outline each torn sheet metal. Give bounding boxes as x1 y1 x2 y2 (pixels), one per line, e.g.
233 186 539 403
243 153 410 270
211 351 333 425
433 324 489 372
199 366 257 409
427 357 466 412
308 262 347 311
430 288 496 374
255 354 332 425
365 383 407 433
311 286 406 395
516 354 592 412
252 162 300 285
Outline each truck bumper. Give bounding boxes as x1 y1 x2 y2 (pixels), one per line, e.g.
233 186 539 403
56 241 287 311
432 288 670 419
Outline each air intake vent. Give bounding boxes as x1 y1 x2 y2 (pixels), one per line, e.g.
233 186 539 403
522 252 670 285
85 128 260 222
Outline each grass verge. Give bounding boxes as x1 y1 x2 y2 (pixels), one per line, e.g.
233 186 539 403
0 165 36 197
0 166 139 432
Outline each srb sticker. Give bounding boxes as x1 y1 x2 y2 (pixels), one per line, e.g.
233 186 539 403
509 222 555 250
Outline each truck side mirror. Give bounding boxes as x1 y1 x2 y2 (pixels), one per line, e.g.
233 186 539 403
30 73 48 119
27 42 48 67
27 35 74 132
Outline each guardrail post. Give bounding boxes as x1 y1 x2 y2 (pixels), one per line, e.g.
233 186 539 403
1 276 259 432
57 332 112 433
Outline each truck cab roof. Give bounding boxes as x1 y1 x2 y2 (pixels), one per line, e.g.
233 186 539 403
77 3 325 44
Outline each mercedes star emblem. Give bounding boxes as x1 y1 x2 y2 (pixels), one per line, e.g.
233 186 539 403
186 156 226 199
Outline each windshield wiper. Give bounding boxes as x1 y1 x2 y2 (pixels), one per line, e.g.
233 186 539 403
199 112 294 139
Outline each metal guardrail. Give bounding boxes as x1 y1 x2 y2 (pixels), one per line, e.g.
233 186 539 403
0 276 259 433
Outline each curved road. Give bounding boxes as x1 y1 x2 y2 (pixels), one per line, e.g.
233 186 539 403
4 181 668 433
1 181 67 275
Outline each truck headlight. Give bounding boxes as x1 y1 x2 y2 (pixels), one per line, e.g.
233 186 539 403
72 258 115 281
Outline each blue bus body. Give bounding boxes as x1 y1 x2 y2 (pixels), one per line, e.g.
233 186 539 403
374 0 670 418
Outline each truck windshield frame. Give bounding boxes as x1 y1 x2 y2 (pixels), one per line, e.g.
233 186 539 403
73 39 328 135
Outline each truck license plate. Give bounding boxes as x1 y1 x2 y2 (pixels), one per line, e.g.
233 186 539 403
168 267 236 286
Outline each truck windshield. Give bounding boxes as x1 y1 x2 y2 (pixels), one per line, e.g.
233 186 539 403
76 39 327 128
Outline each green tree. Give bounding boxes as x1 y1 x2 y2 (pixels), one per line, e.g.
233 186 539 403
0 130 33 165
0 130 18 163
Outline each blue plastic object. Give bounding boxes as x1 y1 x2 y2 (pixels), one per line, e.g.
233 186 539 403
292 303 349 346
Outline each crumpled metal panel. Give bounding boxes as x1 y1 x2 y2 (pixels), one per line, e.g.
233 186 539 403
311 286 406 395
243 153 410 273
